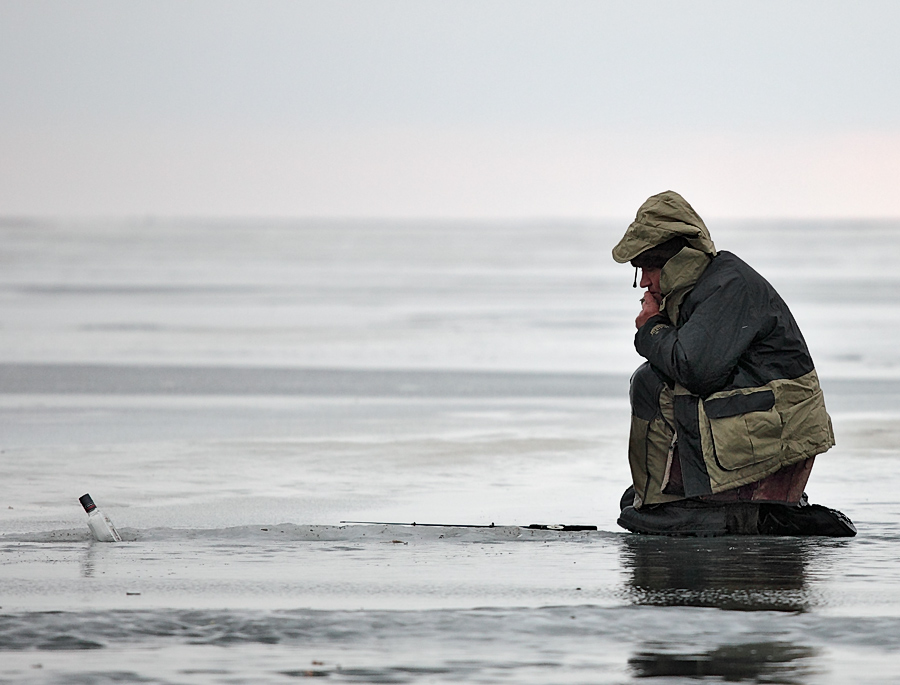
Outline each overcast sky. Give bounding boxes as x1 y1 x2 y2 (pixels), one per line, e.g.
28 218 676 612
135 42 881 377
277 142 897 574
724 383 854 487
2 0 898 218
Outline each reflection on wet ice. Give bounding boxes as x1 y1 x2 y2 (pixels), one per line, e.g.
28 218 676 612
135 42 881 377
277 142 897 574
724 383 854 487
629 642 819 682
79 544 96 579
619 536 815 612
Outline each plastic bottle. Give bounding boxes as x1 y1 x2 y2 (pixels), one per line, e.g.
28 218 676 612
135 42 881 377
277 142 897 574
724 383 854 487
79 493 122 542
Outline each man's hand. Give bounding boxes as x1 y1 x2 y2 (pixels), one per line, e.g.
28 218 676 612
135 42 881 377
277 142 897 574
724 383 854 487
635 291 661 329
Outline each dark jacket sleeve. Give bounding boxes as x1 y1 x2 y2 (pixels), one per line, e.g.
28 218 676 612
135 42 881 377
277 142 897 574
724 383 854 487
635 272 766 397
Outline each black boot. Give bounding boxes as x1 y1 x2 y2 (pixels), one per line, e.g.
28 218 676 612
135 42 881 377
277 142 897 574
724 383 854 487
617 497 857 537
757 503 857 537
617 499 760 537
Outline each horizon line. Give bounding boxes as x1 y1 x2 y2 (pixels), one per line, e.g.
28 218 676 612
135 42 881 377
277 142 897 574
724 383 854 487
4 214 900 225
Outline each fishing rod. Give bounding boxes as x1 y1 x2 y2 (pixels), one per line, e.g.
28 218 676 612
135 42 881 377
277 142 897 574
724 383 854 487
340 520 597 531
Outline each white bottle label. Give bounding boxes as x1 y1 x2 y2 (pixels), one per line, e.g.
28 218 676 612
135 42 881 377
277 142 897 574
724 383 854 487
87 510 122 543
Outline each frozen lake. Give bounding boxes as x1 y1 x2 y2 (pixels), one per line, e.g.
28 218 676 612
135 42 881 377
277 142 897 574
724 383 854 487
2 219 900 683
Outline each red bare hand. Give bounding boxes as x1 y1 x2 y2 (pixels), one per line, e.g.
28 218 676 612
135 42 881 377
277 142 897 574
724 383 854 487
635 291 661 329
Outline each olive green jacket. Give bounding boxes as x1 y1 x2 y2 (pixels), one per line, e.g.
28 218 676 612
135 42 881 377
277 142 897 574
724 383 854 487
616 192 834 496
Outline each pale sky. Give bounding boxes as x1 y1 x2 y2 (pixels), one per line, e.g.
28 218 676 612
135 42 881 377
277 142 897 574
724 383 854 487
1 0 899 218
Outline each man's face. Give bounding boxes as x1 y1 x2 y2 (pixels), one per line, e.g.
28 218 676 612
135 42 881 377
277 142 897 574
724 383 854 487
640 267 662 296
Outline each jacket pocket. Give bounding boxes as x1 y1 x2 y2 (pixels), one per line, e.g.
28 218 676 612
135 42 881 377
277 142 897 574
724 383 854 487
704 390 783 470
780 389 833 455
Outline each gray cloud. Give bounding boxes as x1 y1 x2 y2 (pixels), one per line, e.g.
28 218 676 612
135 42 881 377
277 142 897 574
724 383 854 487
2 0 899 131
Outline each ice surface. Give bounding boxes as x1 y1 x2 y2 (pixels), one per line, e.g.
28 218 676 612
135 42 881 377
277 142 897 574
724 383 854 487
2 218 900 683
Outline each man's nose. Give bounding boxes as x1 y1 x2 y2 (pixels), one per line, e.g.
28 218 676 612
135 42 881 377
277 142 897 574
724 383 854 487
639 270 652 288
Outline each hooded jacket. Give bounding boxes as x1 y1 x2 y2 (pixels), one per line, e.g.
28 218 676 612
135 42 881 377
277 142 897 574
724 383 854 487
615 191 834 497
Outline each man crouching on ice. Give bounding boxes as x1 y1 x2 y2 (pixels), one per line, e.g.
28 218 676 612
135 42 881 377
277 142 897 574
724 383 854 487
614 190 856 537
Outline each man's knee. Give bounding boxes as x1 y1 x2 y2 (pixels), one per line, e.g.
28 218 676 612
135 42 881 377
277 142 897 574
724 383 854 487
630 362 666 421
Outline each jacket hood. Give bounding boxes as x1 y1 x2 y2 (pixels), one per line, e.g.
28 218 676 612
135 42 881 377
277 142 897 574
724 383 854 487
612 191 716 264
